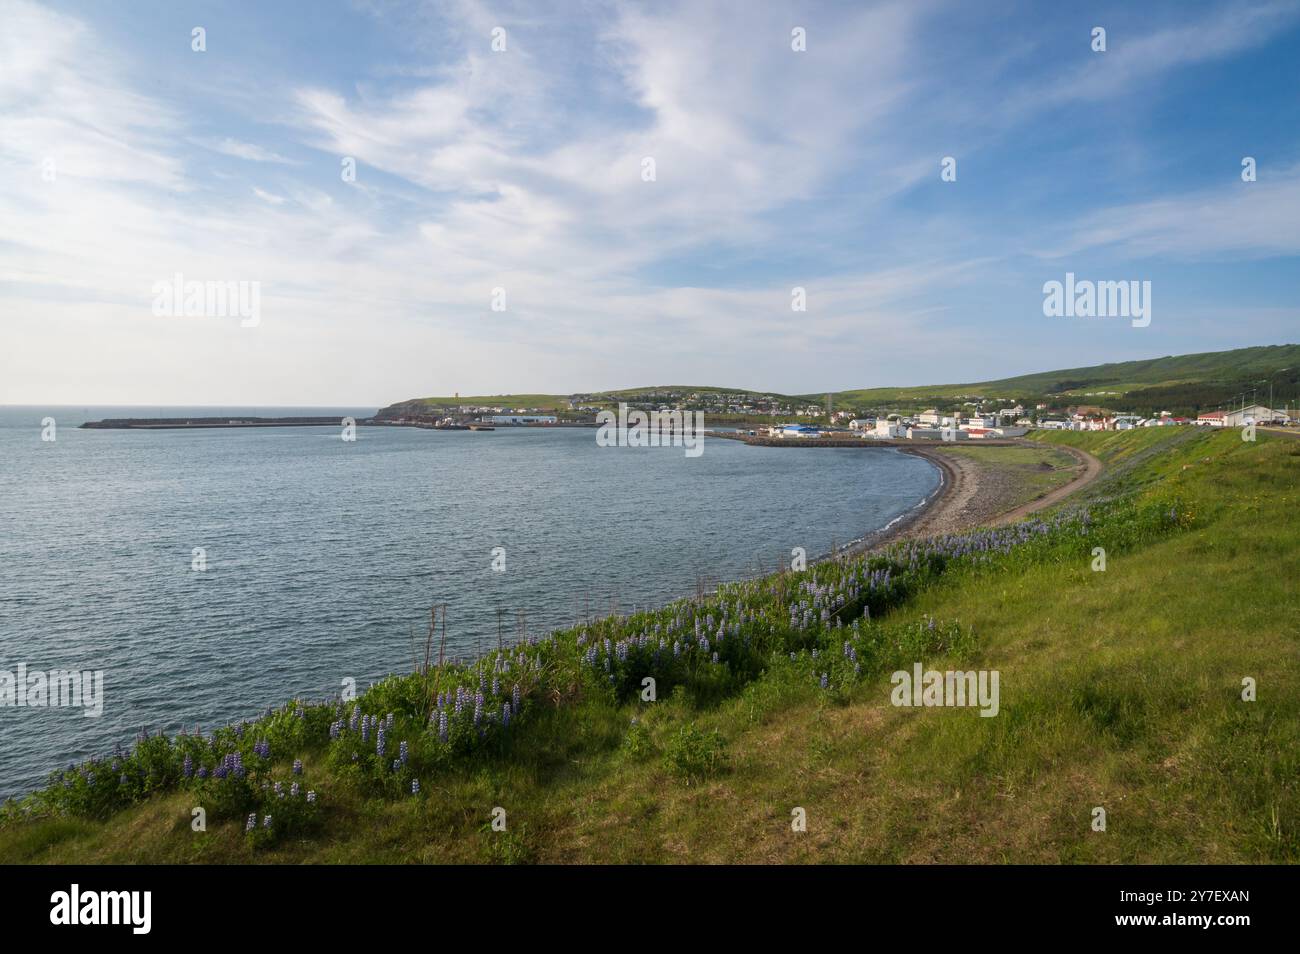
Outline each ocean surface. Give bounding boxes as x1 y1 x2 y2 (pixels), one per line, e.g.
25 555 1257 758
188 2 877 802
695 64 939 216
0 405 939 798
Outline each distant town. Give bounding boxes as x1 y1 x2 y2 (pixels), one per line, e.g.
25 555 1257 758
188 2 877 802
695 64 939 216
375 387 1294 441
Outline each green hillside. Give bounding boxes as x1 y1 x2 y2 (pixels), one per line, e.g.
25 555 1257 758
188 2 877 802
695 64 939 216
808 344 1300 415
385 345 1300 420
3 427 1297 863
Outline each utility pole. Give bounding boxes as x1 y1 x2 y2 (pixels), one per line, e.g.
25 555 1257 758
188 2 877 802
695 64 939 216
1269 368 1291 424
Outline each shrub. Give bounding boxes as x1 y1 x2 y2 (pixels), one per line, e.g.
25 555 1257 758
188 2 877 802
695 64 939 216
663 724 728 784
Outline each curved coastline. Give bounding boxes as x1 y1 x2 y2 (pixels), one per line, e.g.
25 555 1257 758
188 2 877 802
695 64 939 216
837 446 955 558
841 440 1104 558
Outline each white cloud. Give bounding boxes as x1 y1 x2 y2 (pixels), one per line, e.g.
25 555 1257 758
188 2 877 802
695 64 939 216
252 186 287 205
200 137 298 165
1042 165 1300 260
1 0 1297 405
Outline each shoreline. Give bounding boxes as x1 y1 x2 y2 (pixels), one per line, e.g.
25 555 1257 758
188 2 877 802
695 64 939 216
841 441 1103 557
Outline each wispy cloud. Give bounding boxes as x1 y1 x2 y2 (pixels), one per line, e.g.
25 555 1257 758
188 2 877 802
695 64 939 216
199 137 299 165
1043 165 1300 260
1 0 1297 405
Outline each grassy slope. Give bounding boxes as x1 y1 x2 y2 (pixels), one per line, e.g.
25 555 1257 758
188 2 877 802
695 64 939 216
389 345 1299 415
408 394 570 410
400 385 801 412
940 444 1079 511
3 429 1296 864
814 343 1300 406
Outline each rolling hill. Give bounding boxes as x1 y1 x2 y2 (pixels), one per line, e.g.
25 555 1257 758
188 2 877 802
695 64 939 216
380 344 1300 419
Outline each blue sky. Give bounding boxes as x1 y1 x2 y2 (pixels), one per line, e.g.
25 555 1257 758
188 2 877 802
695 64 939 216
2 0 1299 405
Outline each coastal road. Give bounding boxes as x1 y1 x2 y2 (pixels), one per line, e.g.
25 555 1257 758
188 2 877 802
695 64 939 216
883 441 1104 545
988 442 1104 526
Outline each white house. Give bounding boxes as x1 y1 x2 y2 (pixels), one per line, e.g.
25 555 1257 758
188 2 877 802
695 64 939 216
779 424 823 438
907 426 968 440
1223 405 1286 427
874 417 906 438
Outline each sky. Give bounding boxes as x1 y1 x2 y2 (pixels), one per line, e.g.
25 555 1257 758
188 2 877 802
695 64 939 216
1 0 1299 406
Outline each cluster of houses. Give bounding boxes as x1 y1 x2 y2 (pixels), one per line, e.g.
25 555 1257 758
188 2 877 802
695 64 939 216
769 408 1031 440
571 389 818 417
766 403 1292 440
1193 405 1291 427
1037 404 1290 431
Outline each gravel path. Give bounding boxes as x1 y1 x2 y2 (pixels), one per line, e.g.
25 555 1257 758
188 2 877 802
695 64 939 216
844 441 1103 556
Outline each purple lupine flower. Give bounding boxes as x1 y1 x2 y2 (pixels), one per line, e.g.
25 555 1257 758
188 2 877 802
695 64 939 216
245 813 257 833
398 740 408 766
438 710 448 743
820 673 829 689
411 779 420 795
293 759 303 775
307 790 317 803
182 754 193 778
273 781 284 798
512 683 521 713
290 782 300 797
262 814 272 829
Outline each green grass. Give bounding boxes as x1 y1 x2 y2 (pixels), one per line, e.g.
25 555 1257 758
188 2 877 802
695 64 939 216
389 345 1300 419
940 443 1079 510
410 394 569 410
2 428 1296 864
812 343 1300 415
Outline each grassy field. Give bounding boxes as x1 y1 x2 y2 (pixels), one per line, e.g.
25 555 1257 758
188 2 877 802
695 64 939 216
810 343 1300 411
2 427 1296 863
941 443 1080 511
388 345 1299 421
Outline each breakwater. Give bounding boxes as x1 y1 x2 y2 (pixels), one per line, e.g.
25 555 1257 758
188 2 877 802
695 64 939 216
80 416 350 429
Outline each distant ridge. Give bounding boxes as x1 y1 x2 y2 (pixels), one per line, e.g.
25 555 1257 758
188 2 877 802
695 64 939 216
385 344 1300 418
